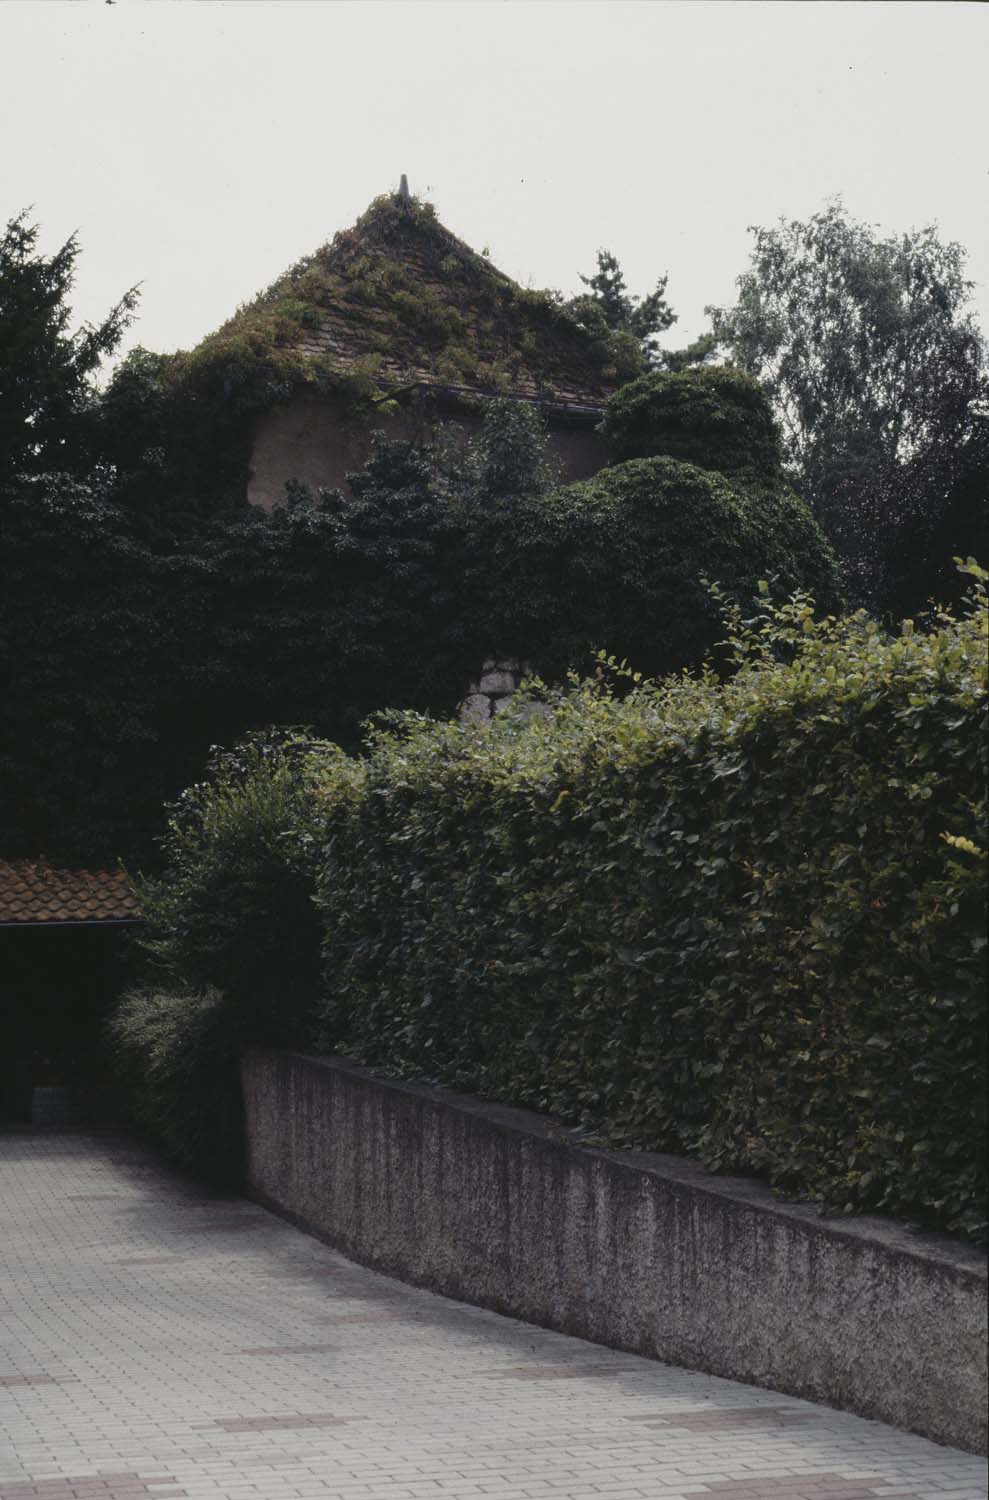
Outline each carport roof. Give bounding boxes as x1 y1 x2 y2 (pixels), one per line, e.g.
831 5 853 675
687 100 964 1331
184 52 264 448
0 860 142 927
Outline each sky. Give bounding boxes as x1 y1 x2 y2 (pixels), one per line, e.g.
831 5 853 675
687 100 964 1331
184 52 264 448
2 0 987 369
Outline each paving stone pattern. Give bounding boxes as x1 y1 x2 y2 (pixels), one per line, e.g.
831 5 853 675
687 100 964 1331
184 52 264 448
1 1132 985 1500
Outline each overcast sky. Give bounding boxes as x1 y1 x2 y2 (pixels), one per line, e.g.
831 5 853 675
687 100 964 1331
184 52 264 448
3 0 987 368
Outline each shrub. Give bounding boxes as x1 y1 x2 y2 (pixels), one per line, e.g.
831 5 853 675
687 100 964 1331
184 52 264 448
108 986 243 1182
110 728 362 1175
471 452 841 680
135 729 337 1043
600 366 783 482
0 474 217 863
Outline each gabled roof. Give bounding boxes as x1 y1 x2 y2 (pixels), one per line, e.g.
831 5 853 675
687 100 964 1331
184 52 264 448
184 192 620 415
0 860 142 927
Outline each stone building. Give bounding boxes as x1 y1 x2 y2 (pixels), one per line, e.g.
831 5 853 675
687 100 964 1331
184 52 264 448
187 183 619 509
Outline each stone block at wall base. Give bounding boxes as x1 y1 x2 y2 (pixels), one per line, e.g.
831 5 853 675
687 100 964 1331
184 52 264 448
241 1048 988 1455
477 669 518 695
460 693 492 724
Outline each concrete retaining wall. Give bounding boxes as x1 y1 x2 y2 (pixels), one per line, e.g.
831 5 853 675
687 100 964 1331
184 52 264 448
241 1049 988 1454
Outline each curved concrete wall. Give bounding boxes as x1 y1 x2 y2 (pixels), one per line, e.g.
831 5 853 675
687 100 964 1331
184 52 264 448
241 1049 988 1454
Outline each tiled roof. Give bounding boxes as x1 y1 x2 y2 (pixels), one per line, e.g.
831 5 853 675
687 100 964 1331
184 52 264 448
0 860 142 926
286 225 615 407
187 194 619 413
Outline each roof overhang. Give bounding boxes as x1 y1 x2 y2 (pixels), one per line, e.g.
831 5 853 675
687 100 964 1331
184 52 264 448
0 860 144 928
0 918 144 930
374 378 607 428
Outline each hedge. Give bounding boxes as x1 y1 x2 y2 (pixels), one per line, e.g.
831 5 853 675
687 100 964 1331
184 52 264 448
600 365 783 482
114 573 988 1240
469 451 840 684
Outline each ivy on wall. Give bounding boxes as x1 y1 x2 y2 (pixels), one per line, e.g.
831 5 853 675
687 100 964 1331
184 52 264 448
4 376 840 867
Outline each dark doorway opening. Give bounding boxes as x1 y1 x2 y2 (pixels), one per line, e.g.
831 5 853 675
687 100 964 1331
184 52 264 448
0 925 134 1124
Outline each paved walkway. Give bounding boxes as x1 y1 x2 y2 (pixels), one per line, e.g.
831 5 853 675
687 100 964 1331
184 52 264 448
0 1132 985 1500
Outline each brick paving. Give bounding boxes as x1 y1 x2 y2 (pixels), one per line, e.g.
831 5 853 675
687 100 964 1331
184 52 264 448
1 1131 985 1500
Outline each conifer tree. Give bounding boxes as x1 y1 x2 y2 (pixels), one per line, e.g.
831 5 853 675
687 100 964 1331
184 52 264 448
0 211 137 480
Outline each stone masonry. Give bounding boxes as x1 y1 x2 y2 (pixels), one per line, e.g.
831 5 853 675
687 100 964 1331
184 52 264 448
461 659 531 724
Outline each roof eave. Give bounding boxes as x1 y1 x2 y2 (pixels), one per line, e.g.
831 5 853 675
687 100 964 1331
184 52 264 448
0 917 144 930
332 371 609 427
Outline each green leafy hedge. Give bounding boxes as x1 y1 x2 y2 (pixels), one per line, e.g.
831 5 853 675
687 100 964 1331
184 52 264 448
119 573 988 1240
472 452 840 681
309 579 987 1242
600 366 783 481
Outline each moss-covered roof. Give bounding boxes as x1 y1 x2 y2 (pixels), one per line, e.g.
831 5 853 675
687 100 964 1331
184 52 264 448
185 193 620 416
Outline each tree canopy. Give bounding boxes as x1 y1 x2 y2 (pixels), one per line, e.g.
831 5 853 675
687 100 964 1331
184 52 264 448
0 211 137 480
565 249 677 377
565 248 721 380
708 202 988 608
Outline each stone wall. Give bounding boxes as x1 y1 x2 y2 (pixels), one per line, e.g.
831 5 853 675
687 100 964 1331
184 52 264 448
460 659 530 723
241 1048 989 1455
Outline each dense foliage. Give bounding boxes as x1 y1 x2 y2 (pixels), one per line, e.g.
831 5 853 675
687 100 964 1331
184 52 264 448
116 574 988 1241
708 203 988 609
476 371 839 677
10 204 985 1236
467 450 840 683
0 211 137 478
601 365 785 480
565 248 676 379
0 475 216 860
3 386 839 866
136 731 335 1038
3 208 976 876
107 732 341 1180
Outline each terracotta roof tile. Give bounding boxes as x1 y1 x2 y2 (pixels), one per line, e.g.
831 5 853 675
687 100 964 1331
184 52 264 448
0 861 142 926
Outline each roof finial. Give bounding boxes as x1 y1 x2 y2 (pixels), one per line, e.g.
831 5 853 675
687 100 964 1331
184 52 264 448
397 173 411 203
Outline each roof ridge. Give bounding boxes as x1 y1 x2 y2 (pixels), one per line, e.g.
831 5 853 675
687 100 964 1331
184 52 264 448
325 192 515 285
175 191 622 410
